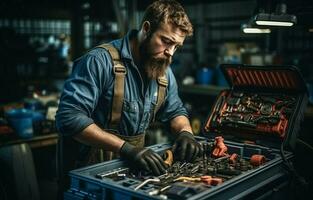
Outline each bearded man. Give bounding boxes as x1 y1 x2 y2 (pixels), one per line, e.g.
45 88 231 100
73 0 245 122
56 1 202 191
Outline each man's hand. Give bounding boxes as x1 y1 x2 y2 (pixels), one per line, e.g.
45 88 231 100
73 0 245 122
120 142 168 175
172 131 203 162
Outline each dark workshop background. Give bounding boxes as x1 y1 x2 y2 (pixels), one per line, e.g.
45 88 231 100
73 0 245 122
0 0 313 199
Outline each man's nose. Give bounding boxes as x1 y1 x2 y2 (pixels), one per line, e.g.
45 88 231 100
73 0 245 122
164 46 175 57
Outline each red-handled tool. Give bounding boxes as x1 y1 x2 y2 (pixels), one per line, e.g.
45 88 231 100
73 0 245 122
250 154 266 166
212 136 228 157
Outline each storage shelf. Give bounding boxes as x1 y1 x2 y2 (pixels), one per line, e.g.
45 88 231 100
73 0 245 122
179 84 227 96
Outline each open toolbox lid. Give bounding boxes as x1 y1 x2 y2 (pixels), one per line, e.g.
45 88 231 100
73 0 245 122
204 64 309 150
220 64 308 93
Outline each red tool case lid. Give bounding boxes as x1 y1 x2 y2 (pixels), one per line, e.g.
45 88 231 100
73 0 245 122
221 64 308 93
203 64 308 150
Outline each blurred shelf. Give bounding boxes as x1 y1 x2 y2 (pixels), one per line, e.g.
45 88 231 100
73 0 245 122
179 84 227 96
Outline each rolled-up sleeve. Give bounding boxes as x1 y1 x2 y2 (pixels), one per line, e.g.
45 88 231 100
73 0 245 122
157 69 189 123
56 50 111 137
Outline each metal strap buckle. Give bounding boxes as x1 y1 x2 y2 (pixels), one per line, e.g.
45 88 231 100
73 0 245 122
114 64 126 74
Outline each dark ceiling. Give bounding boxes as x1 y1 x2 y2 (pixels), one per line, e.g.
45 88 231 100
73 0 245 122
0 0 312 27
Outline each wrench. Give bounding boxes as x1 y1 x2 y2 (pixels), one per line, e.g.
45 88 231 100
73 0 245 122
134 178 160 191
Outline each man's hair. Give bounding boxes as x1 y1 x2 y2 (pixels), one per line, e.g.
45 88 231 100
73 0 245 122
141 0 193 36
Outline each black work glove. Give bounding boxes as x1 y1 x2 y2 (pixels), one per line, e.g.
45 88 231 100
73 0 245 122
120 142 168 176
172 131 203 162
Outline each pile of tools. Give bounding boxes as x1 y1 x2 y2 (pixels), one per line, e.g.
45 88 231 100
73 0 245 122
205 91 296 138
95 136 267 199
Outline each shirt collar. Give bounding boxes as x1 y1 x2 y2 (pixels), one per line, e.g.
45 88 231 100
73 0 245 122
119 29 138 61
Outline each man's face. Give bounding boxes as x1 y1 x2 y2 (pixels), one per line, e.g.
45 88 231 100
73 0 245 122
140 22 186 79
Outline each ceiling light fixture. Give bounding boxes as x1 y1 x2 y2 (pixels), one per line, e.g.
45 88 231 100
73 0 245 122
254 3 297 27
241 23 271 34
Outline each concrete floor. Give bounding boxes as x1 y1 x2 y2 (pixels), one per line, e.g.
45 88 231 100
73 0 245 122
38 179 58 200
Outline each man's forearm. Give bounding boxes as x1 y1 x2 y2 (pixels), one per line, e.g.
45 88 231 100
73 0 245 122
73 123 125 152
170 115 193 135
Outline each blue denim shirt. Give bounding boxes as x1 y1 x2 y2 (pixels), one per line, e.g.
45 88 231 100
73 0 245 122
56 30 188 137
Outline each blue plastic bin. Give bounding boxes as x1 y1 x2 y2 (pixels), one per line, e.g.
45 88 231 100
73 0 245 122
196 68 213 85
5 109 34 139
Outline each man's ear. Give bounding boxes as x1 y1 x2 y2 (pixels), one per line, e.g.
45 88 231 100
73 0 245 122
141 21 151 37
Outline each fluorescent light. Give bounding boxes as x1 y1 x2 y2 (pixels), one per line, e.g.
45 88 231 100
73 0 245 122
243 27 271 33
256 20 293 26
241 23 271 34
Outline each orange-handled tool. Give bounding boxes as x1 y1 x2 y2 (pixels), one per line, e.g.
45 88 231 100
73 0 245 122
201 176 223 186
163 150 174 166
250 154 266 166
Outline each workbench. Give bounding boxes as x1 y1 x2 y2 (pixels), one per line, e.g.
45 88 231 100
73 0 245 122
0 133 59 148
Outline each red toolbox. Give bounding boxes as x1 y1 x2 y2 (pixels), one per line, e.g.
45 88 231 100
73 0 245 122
64 64 308 200
204 64 308 150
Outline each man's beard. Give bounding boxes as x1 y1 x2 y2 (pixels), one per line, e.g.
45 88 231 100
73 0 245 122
139 36 172 79
144 56 171 79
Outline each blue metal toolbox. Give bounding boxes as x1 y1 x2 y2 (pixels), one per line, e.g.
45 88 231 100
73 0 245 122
65 140 293 200
64 64 308 200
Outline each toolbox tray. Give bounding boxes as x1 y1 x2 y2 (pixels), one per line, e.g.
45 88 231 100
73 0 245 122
65 139 292 200
204 64 308 150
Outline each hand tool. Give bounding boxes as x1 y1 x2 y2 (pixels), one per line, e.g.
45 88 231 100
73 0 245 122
174 176 223 186
134 178 160 191
148 185 172 196
163 150 174 166
227 97 241 106
200 176 223 186
95 167 128 179
250 154 266 166
221 119 257 128
229 153 239 165
202 143 208 173
174 176 201 182
212 136 228 157
260 103 273 115
213 155 230 163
